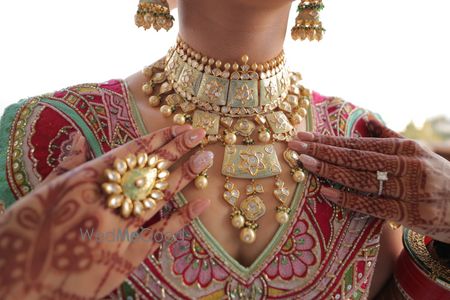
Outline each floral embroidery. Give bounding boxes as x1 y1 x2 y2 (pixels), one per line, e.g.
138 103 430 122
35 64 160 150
169 227 229 287
265 220 316 280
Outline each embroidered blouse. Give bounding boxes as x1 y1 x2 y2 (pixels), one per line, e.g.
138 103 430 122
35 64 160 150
0 78 384 299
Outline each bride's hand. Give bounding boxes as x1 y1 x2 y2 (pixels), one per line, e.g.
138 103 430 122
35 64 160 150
0 125 213 299
289 119 450 243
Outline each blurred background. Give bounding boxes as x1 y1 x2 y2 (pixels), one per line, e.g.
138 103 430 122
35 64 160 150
0 0 449 157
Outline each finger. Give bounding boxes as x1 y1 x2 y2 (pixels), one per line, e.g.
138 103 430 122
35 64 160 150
99 124 192 168
42 132 90 184
125 198 210 262
295 132 417 156
299 154 404 198
154 127 206 164
321 187 405 222
289 140 411 176
365 117 403 138
141 150 214 221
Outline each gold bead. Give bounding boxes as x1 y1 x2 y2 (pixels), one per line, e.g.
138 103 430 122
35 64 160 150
102 182 122 195
114 158 128 175
298 107 308 118
142 83 153 95
291 113 303 125
143 198 156 209
275 211 289 224
155 181 169 190
133 201 144 216
231 215 245 229
125 154 137 169
173 113 186 125
258 131 271 143
160 105 173 117
301 99 310 107
137 153 148 167
157 160 170 170
148 95 160 107
240 227 256 244
105 169 121 183
241 55 249 64
293 170 306 183
142 67 153 78
224 132 237 145
194 175 208 190
107 194 124 209
121 198 133 218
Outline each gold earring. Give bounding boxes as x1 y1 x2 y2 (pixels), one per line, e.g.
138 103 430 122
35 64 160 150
135 0 174 31
291 0 325 41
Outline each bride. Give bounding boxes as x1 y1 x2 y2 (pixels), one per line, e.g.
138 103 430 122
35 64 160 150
0 1 449 299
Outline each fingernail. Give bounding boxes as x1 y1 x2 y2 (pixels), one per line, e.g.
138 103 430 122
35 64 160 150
191 151 214 173
321 187 339 200
185 128 206 147
189 198 211 218
172 125 192 136
288 141 308 152
299 155 318 170
297 131 315 141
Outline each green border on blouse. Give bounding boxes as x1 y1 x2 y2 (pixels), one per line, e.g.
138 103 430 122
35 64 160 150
127 87 313 279
0 99 28 207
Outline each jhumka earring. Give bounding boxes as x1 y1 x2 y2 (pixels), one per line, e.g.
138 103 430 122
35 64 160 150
135 0 174 31
291 0 325 41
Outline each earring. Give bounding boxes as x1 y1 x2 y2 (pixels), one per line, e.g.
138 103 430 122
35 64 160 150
291 0 325 41
135 0 174 31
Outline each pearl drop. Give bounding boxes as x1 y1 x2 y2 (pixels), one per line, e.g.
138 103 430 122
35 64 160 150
224 132 237 145
298 107 308 118
240 227 256 244
148 95 160 107
291 113 303 125
276 211 289 224
194 175 208 190
293 170 306 183
258 131 271 143
142 83 153 95
160 105 173 117
231 215 245 229
173 113 186 125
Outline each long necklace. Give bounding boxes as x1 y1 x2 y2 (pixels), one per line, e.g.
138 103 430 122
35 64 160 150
141 37 310 243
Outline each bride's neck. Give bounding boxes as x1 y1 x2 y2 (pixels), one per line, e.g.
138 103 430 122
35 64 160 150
177 1 292 64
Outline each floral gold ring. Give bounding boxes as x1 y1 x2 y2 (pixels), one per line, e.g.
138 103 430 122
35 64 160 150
102 153 170 218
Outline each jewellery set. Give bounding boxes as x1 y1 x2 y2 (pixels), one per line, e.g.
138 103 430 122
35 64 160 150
128 37 309 244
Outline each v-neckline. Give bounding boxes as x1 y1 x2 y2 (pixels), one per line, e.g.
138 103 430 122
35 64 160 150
124 79 315 282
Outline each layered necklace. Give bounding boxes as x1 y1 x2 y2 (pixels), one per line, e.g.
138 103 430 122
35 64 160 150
141 37 310 244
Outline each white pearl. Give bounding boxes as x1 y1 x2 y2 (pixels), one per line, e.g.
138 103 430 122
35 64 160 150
231 215 245 229
276 211 289 224
194 175 208 190
240 227 256 244
293 170 306 182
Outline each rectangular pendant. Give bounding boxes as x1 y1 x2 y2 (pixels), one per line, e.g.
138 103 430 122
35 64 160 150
192 110 220 135
222 144 282 179
266 111 294 134
227 80 259 108
197 73 230 106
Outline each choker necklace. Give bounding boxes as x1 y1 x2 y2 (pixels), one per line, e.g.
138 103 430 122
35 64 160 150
141 37 310 244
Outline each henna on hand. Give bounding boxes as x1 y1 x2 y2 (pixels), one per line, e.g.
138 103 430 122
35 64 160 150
0 126 212 299
291 120 450 243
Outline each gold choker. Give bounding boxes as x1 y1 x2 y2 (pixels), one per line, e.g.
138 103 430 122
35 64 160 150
163 37 290 117
141 38 311 244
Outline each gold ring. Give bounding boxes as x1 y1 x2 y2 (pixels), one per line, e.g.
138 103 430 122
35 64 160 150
102 153 170 218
